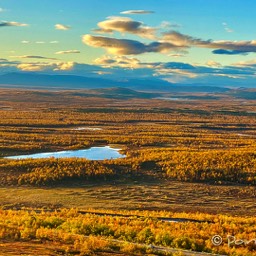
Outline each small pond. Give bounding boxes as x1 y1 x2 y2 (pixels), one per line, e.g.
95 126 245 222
5 146 126 160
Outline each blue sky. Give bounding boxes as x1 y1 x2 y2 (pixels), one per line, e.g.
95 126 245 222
1 0 256 86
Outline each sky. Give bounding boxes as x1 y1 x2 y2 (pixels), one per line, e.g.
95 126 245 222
1 0 256 86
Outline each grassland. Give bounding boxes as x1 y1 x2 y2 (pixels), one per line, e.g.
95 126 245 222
1 180 256 216
0 88 255 255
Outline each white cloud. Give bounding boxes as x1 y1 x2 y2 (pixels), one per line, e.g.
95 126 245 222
22 40 59 44
82 34 184 55
11 55 57 60
54 61 74 71
95 55 141 69
168 53 186 58
222 22 234 33
206 60 222 67
232 59 256 67
55 50 80 54
213 74 242 79
163 31 256 54
94 71 112 75
120 10 154 15
94 16 156 39
17 63 49 71
0 21 28 27
160 21 181 29
17 61 74 72
55 24 71 30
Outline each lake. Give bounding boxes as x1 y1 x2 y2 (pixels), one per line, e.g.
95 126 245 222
155 97 188 101
5 146 126 160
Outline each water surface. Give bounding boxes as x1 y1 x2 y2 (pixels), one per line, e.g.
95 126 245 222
5 146 125 160
71 127 102 131
155 97 188 101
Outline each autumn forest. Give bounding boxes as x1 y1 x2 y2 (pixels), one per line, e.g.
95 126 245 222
0 89 255 255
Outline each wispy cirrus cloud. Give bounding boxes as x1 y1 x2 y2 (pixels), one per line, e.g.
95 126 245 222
11 55 57 60
55 23 71 30
168 53 186 58
94 16 156 39
159 21 182 29
21 40 59 44
55 50 80 54
0 21 28 27
222 22 234 33
0 58 19 65
120 10 154 15
82 34 184 55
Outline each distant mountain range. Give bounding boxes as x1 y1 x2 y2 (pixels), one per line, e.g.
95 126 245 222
0 72 230 93
0 72 255 100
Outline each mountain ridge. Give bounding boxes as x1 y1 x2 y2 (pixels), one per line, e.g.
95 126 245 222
0 72 231 93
